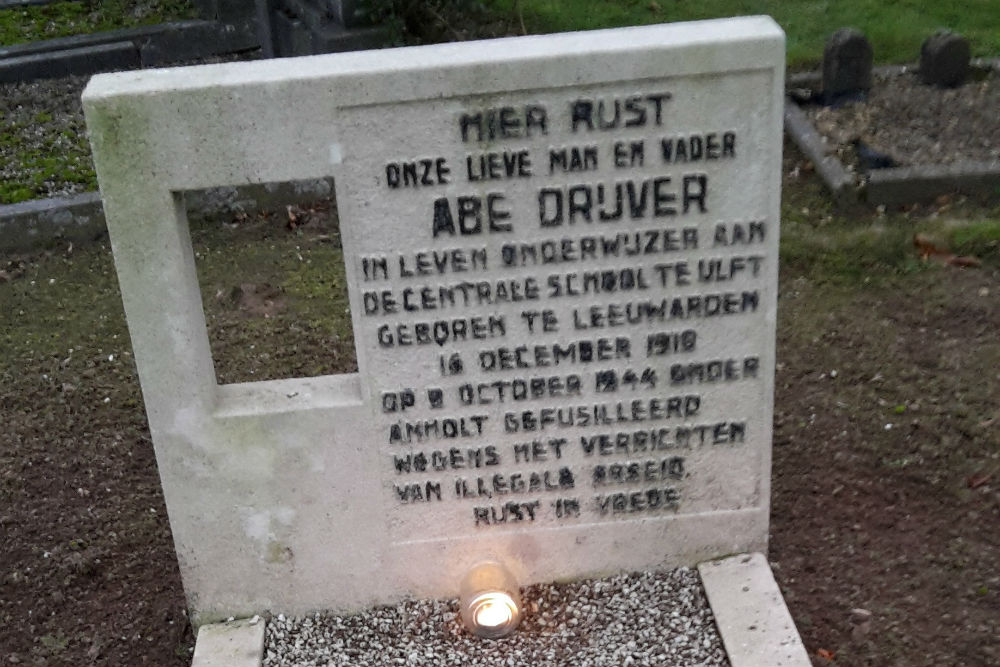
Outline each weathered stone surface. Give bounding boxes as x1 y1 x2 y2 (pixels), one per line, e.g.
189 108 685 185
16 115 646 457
699 554 811 667
822 28 873 100
0 20 259 84
325 0 361 28
0 180 335 253
0 42 139 84
0 192 105 252
191 618 265 667
84 17 785 625
865 160 1000 205
920 30 971 87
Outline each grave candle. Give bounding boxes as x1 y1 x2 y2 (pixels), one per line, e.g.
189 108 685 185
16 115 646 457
459 561 522 638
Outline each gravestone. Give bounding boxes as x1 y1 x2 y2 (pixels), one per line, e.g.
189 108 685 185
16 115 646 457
83 17 785 625
920 30 971 88
822 27 873 102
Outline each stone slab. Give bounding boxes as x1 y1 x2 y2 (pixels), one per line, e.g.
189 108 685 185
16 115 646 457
254 0 277 58
0 20 258 84
192 617 266 667
0 180 333 253
84 17 785 625
782 97 857 205
324 0 361 28
0 191 106 252
0 41 139 84
309 22 385 54
866 160 1000 206
136 19 260 67
699 553 811 667
272 10 313 57
0 21 205 58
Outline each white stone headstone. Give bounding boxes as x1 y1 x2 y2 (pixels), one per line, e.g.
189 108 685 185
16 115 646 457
84 17 785 624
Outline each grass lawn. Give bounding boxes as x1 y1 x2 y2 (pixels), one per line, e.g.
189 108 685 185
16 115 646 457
488 0 1000 68
0 0 197 46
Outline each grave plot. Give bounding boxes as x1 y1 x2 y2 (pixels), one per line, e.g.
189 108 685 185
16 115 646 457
85 16 807 667
785 29 1000 207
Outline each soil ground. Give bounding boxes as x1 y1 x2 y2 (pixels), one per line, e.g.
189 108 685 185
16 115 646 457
1 141 998 666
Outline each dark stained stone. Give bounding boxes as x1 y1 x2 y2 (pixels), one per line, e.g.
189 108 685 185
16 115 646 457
920 30 971 88
822 28 873 102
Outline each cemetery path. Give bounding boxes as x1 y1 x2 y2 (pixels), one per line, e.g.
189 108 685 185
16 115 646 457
1 166 999 666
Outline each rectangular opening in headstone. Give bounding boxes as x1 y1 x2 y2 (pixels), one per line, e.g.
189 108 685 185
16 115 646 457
183 178 358 384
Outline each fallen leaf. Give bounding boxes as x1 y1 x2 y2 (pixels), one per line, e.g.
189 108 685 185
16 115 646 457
947 255 981 268
816 648 836 661
913 234 981 267
968 471 993 489
913 233 950 259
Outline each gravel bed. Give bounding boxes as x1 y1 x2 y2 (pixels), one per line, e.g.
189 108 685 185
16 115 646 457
0 74 93 202
264 567 729 667
805 67 1000 171
0 54 259 205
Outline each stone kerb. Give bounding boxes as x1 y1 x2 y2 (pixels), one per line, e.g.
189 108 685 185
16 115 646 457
84 17 785 625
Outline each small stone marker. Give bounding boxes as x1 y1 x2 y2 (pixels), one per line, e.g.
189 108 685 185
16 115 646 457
920 30 971 87
822 28 873 102
84 17 785 624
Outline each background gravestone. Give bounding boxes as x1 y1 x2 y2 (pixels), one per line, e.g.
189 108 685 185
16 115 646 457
920 30 971 87
822 27 873 102
84 17 785 624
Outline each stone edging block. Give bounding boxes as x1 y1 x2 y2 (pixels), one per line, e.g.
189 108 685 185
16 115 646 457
0 192 106 252
0 20 259 84
866 160 1000 206
0 179 334 253
699 553 812 667
782 98 857 205
0 41 140 84
191 617 266 667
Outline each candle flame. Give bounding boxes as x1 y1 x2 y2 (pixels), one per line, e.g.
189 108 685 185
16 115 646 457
474 593 516 627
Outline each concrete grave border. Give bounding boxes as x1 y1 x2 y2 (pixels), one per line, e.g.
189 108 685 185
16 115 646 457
0 0 386 83
699 553 811 667
192 616 266 667
784 59 1000 207
191 553 810 667
0 21 260 84
0 180 334 252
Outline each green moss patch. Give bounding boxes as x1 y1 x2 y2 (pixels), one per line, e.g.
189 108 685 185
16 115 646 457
0 0 198 46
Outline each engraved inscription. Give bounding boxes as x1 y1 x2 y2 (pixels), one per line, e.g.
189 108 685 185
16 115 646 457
351 76 775 538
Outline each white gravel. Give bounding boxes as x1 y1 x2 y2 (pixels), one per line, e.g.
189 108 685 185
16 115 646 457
264 567 730 667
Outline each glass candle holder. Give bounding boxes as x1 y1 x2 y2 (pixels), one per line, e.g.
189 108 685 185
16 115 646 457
459 561 523 639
